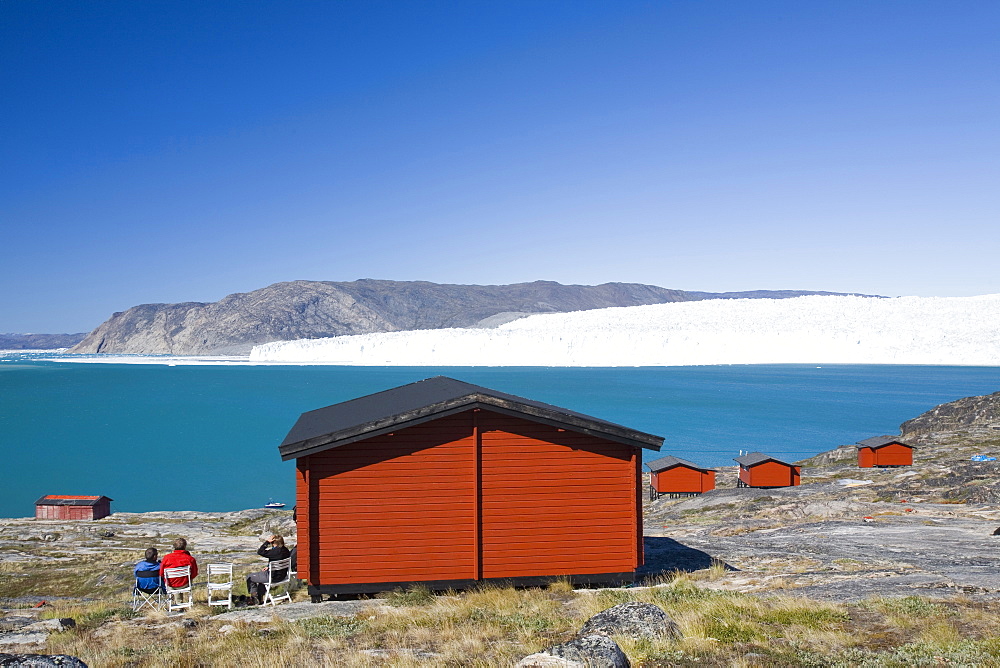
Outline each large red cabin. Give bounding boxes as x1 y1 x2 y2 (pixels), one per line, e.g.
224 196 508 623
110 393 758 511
734 453 800 488
646 455 715 499
35 495 112 520
857 436 914 467
279 377 664 600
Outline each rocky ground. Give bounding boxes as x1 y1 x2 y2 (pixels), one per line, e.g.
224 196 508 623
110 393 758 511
640 390 1000 603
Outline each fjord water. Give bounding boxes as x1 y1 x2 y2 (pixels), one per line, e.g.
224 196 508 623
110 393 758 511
2 355 999 518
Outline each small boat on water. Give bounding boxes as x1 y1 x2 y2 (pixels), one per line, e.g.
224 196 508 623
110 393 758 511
263 501 286 509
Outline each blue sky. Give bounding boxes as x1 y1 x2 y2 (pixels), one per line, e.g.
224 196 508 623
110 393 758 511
2 1 998 332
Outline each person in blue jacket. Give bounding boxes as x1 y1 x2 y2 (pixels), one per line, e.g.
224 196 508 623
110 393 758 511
134 547 163 593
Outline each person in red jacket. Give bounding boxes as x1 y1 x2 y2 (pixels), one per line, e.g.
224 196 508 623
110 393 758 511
159 537 198 588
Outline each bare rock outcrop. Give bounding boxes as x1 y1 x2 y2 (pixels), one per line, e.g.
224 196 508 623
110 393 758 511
901 391 1000 441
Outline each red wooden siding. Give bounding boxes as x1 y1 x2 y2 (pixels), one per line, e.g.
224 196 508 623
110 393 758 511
651 466 716 494
874 443 912 466
297 412 477 586
858 447 875 468
739 461 800 487
875 443 912 466
297 409 642 589
478 411 639 579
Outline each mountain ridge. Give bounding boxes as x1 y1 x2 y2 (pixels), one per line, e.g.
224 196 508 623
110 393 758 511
0 332 87 350
69 279 874 355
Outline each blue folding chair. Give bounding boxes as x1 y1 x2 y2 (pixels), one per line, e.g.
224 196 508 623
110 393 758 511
132 568 165 612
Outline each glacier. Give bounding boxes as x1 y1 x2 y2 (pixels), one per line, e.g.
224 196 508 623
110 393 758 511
248 294 1000 367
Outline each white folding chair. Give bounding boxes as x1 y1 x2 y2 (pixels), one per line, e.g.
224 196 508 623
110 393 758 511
206 563 234 609
163 565 194 613
262 557 292 606
131 569 165 612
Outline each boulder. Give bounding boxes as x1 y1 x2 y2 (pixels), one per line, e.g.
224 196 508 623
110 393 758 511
516 634 629 668
22 620 74 634
579 602 681 640
0 654 87 667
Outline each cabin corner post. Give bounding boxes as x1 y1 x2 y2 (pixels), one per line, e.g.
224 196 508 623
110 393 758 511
634 448 643 569
473 408 483 582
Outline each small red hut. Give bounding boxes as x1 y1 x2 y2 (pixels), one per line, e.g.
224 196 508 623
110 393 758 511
646 455 715 498
35 495 113 520
734 453 800 488
279 376 664 599
857 436 914 468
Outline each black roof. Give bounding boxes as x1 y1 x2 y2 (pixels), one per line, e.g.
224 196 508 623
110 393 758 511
35 495 113 506
857 435 913 449
646 455 715 473
733 452 793 467
279 376 664 460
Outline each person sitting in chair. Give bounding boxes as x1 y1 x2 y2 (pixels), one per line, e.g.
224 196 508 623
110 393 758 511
134 547 163 593
159 537 198 588
246 534 291 605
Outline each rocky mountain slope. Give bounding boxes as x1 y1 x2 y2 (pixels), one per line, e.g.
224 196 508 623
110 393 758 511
70 279 858 355
0 333 86 350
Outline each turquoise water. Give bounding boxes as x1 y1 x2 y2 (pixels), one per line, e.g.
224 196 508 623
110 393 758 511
2 354 999 518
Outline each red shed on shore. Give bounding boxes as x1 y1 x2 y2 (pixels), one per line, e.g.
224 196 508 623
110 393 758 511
35 495 113 520
278 376 664 599
734 453 801 488
646 456 716 499
857 436 914 468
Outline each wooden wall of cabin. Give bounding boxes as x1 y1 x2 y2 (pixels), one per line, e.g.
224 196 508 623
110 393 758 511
653 466 714 493
873 443 912 466
296 412 478 587
858 447 875 468
746 461 798 487
477 410 640 579
296 408 643 589
34 502 109 520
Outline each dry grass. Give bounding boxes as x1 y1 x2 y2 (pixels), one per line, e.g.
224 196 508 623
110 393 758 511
13 567 1000 666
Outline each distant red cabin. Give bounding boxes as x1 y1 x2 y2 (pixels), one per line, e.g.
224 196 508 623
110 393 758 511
734 453 801 488
279 376 664 599
647 455 716 499
35 495 112 520
857 436 914 468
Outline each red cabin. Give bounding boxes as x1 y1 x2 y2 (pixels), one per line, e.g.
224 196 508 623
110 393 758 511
35 495 112 520
734 453 801 488
646 455 716 499
279 376 664 599
857 436 914 468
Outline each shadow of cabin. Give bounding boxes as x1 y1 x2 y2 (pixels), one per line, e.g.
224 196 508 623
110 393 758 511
638 536 737 578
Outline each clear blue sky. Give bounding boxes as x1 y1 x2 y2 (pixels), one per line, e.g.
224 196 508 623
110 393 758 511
2 1 998 332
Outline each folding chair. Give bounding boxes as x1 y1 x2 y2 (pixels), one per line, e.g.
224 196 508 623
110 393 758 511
163 565 194 613
131 569 165 612
261 557 292 606
206 563 234 609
